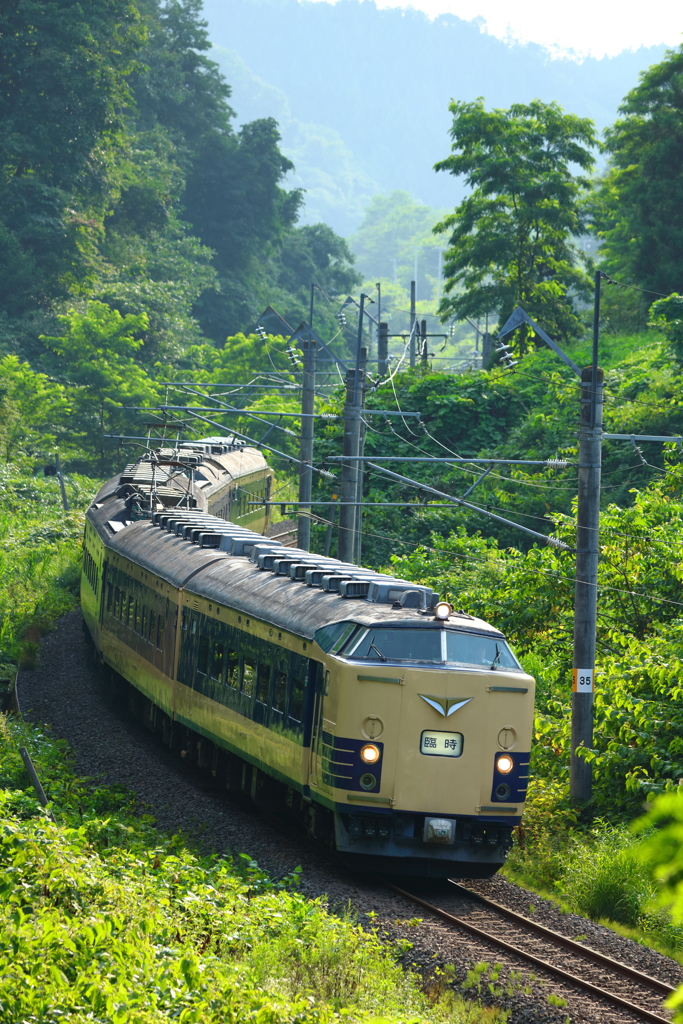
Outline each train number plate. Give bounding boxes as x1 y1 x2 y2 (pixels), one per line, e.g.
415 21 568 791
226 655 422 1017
420 730 463 757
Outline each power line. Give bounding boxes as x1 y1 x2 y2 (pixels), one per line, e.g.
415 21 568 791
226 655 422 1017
307 508 683 612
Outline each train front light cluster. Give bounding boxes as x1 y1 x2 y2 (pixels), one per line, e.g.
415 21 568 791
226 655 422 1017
496 754 514 774
360 743 380 764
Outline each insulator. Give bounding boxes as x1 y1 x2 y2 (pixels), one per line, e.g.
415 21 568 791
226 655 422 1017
547 536 571 551
286 344 302 369
336 311 347 326
255 324 267 340
545 459 568 469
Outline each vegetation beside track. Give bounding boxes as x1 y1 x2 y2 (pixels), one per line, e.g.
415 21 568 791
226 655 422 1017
0 464 100 682
0 714 503 1023
378 327 683 969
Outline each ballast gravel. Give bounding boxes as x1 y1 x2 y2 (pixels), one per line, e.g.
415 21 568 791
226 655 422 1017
17 610 683 1024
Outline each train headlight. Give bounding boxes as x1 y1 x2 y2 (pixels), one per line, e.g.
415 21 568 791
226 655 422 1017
496 754 514 774
360 743 380 764
434 601 452 621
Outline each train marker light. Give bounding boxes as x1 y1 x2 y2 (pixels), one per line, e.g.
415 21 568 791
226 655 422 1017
434 601 452 621
360 743 380 764
496 754 514 774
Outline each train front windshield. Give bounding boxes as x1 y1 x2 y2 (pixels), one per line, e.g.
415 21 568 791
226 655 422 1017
335 626 520 671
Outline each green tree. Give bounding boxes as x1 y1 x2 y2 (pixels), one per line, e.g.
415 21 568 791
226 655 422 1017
648 293 683 364
0 355 69 461
127 1 304 337
276 224 360 300
435 99 598 346
349 191 446 299
595 46 683 296
40 303 158 470
0 0 145 314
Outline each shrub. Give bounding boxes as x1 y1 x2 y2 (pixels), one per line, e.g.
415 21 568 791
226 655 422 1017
0 714 502 1024
559 823 656 926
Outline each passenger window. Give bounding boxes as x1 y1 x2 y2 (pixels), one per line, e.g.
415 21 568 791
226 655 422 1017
126 596 134 629
212 643 225 681
197 635 209 675
273 670 287 713
256 663 271 704
141 607 148 639
242 658 255 696
191 616 198 636
148 610 156 644
226 652 239 688
114 588 120 619
182 610 189 631
290 669 305 722
134 601 141 634
106 583 113 613
156 617 164 651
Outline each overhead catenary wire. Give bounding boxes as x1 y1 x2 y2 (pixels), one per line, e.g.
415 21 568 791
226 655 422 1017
176 408 337 480
364 460 572 550
306 508 683 614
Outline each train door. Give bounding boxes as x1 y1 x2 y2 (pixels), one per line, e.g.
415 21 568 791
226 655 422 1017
306 660 325 790
99 561 109 629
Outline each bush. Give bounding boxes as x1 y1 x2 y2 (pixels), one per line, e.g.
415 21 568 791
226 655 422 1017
0 466 99 676
0 714 502 1024
559 823 656 926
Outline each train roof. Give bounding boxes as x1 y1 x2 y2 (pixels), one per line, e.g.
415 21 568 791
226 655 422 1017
87 497 504 642
93 437 269 511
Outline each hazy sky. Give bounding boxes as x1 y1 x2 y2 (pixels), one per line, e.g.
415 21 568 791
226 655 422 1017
309 0 683 58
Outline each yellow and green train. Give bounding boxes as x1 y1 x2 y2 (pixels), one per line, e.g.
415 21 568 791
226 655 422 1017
82 440 535 877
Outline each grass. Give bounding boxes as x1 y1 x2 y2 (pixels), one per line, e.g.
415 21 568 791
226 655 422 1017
501 787 683 965
0 463 101 678
0 713 506 1023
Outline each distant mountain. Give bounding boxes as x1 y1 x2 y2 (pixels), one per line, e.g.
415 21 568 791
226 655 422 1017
204 0 666 233
210 47 379 235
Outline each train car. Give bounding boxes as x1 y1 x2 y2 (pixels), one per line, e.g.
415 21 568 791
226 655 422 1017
81 465 535 878
109 436 273 530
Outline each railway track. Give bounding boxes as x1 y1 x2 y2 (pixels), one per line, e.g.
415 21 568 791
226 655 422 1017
388 880 675 1023
18 617 683 1024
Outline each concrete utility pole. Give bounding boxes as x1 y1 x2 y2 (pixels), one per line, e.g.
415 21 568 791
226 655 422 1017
354 345 368 564
297 285 317 551
378 322 389 376
410 281 416 368
571 271 603 802
421 319 428 364
376 282 381 363
55 452 69 511
482 332 493 369
338 294 366 562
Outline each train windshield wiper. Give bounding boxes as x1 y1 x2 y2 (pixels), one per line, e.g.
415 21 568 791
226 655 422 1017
490 643 502 670
368 635 387 661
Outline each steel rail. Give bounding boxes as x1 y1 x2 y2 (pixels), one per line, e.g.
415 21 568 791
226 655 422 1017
447 882 674 995
387 881 673 1024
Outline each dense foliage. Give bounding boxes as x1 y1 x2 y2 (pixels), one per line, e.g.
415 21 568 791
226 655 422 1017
0 0 358 371
0 463 97 679
594 44 683 297
435 99 598 345
306 327 683 821
0 715 501 1023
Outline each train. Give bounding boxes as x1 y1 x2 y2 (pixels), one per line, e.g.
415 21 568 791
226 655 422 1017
81 437 535 877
